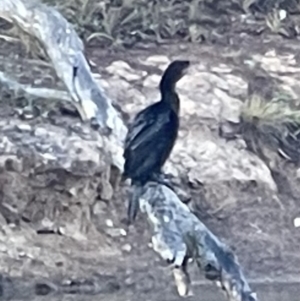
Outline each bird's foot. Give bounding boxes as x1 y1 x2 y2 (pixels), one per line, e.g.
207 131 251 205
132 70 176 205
151 173 174 191
126 185 143 226
159 172 173 181
127 195 138 226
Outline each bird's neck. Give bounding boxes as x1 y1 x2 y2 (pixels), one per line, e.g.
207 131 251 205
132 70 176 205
159 73 175 94
160 89 180 114
159 72 181 113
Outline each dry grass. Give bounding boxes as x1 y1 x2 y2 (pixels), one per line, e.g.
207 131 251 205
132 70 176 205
0 0 298 48
38 0 300 48
42 0 201 47
241 84 300 164
241 92 300 126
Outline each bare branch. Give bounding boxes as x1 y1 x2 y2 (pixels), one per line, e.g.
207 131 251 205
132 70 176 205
0 0 127 171
140 182 258 301
0 71 71 102
0 0 127 147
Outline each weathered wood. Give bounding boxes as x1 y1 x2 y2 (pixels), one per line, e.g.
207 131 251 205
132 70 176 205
0 0 127 170
0 71 71 103
140 183 258 301
0 1 259 300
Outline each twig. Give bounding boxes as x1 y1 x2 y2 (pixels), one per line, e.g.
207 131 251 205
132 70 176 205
0 71 71 102
0 33 19 42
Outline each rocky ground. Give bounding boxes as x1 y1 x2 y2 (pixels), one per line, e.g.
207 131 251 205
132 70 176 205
0 29 300 300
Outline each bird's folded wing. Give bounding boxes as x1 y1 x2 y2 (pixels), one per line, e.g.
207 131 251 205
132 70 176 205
125 110 170 152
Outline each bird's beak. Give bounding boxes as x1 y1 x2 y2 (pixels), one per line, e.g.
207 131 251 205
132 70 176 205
182 65 190 76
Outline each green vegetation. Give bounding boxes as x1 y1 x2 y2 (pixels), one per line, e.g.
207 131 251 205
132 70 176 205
241 76 300 165
41 0 300 47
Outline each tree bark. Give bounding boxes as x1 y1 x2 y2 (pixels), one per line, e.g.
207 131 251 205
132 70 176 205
0 0 127 171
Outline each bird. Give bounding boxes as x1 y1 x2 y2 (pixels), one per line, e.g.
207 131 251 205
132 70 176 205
122 60 190 224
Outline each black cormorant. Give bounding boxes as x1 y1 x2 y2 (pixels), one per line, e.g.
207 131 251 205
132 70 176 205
123 60 190 224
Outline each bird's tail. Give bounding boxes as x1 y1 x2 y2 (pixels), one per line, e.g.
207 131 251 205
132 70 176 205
127 182 144 225
121 172 127 183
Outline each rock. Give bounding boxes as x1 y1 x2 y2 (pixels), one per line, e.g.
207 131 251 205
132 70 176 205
100 180 114 201
143 55 170 69
107 60 131 71
177 95 196 116
40 217 55 231
218 121 240 139
34 127 49 137
3 157 22 172
105 219 114 228
223 74 247 98
294 217 300 228
296 168 300 179
143 74 161 88
254 51 300 73
106 60 146 81
0 137 15 154
105 228 127 238
214 87 242 123
206 72 230 91
59 225 87 241
35 281 56 295
68 187 77 197
15 124 32 132
93 201 107 216
0 243 8 252
211 64 232 73
121 244 132 252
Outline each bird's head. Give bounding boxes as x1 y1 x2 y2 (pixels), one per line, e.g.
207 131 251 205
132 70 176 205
168 60 190 82
160 60 190 92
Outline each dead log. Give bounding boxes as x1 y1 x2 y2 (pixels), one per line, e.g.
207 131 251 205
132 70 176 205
140 183 258 301
0 0 259 300
0 0 127 171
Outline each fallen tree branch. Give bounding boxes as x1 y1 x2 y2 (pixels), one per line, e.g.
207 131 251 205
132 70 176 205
140 182 258 301
0 0 127 164
0 71 71 103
